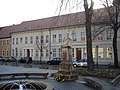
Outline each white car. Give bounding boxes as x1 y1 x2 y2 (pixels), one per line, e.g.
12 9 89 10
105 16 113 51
72 59 88 67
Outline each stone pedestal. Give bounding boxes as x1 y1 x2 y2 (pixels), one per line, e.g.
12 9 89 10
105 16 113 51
58 46 78 81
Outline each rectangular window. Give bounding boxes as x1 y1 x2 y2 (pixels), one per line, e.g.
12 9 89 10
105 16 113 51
92 48 95 58
72 32 77 41
46 35 49 43
7 40 9 45
98 47 104 58
25 37 28 44
31 49 33 57
36 50 38 57
36 36 39 43
41 35 44 44
20 37 22 44
59 48 62 57
6 50 8 56
46 49 48 57
106 47 112 58
12 49 14 56
81 32 86 42
20 50 22 57
16 38 18 44
30 36 33 44
53 48 56 57
13 38 14 45
3 40 6 45
72 48 74 58
59 34 62 42
106 30 112 40
97 32 104 40
2 51 4 57
15 48 18 57
53 34 56 43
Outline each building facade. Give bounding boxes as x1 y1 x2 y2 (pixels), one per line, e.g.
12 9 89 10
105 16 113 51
0 10 119 66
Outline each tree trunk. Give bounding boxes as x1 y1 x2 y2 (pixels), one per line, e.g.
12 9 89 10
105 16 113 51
113 29 118 68
84 0 94 71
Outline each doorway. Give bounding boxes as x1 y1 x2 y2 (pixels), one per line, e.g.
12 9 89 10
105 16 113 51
76 48 82 60
27 49 30 57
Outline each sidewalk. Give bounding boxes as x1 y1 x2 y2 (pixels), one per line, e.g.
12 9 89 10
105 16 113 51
78 75 120 90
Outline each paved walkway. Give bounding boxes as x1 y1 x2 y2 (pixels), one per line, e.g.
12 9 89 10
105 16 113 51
0 65 94 90
0 65 120 90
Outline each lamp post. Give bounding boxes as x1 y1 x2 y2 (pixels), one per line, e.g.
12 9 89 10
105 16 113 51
96 45 99 67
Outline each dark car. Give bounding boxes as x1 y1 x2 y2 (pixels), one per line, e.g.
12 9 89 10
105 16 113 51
47 57 62 65
0 56 5 62
18 57 32 63
4 57 17 62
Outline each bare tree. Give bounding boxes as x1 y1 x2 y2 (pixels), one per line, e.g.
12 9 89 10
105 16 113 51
84 0 94 71
58 0 94 71
99 0 120 68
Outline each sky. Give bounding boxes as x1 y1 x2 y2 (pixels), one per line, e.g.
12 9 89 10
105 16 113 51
0 0 104 27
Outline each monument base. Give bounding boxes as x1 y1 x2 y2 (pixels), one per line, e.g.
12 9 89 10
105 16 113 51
57 70 78 81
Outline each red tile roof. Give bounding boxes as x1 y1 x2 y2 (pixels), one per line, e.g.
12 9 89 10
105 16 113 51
0 8 108 39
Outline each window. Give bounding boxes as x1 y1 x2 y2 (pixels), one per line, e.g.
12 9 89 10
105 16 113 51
7 40 9 45
3 40 6 45
20 50 22 57
53 48 56 57
20 37 22 44
36 36 39 43
81 32 86 42
16 38 18 44
92 48 95 58
83 48 87 59
97 32 104 40
6 50 8 56
36 50 38 57
106 30 112 40
2 51 4 57
72 48 74 57
53 34 56 43
15 48 18 57
31 49 33 57
46 35 49 43
13 38 14 45
46 49 48 57
59 48 62 57
41 35 44 43
30 36 33 44
98 47 103 58
12 49 14 56
106 47 112 58
72 32 77 41
25 37 28 44
59 34 62 42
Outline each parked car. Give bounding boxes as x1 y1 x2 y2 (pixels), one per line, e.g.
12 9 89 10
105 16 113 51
47 57 62 65
18 57 28 63
18 57 32 63
0 56 5 62
4 57 17 62
72 59 88 67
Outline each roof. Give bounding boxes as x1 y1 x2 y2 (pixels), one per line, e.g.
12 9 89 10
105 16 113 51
0 8 108 39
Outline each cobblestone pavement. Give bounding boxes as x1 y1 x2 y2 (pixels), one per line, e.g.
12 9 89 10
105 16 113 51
0 65 94 90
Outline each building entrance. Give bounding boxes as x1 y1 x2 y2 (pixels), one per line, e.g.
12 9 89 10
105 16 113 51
76 48 81 60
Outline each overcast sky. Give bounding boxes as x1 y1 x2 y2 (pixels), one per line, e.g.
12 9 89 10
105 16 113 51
0 0 104 27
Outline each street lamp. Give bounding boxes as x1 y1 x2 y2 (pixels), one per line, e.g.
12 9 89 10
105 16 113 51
96 45 99 67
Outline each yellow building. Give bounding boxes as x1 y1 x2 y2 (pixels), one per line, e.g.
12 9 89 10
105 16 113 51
0 38 11 57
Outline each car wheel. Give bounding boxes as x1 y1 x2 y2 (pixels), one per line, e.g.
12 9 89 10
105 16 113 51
73 64 77 68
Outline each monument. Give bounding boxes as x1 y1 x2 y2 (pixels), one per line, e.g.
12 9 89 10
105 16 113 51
57 37 78 81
